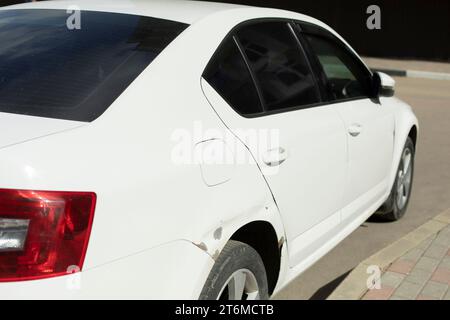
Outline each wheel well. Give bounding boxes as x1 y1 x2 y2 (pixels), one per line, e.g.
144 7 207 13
409 125 418 147
230 221 281 295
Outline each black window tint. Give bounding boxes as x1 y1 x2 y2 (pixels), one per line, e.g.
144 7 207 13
0 9 188 122
303 32 373 101
236 22 320 112
204 38 263 115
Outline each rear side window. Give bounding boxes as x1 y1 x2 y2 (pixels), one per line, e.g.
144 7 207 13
204 38 263 115
300 26 373 101
236 21 320 112
0 9 188 122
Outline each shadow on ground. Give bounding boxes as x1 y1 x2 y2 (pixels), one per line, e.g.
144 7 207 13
308 217 394 299
309 270 353 300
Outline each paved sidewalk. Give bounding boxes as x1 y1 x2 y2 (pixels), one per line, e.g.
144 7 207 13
362 57 450 74
328 208 450 300
363 226 450 300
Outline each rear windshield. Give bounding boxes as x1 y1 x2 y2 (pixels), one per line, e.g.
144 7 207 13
0 9 188 122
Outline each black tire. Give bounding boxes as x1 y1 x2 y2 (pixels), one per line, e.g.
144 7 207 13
377 137 415 221
199 240 269 300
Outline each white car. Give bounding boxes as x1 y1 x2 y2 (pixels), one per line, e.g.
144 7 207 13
0 0 418 300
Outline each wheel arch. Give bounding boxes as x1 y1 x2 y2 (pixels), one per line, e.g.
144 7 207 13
230 221 282 295
408 125 418 147
389 102 419 190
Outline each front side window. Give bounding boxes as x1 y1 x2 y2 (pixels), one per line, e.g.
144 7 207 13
300 26 373 101
204 37 263 116
0 9 188 122
236 21 320 112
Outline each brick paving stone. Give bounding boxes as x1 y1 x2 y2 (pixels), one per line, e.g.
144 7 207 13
439 225 450 236
439 256 450 269
388 259 415 275
420 281 448 299
416 236 436 251
441 226 450 235
352 213 450 301
433 232 450 246
405 268 433 286
444 289 450 300
389 295 407 300
416 295 436 300
362 287 395 300
424 243 449 260
431 267 450 285
393 281 423 300
415 256 440 272
381 271 406 289
402 248 425 262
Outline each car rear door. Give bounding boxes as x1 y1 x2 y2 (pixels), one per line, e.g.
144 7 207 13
297 22 395 221
201 20 348 265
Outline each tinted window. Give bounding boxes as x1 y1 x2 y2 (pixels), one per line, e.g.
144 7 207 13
236 22 320 112
302 31 373 101
0 10 188 122
204 38 263 115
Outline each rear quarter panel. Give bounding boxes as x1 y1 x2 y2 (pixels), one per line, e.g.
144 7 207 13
0 15 284 276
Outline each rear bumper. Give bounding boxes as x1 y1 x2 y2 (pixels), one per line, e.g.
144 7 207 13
0 240 214 299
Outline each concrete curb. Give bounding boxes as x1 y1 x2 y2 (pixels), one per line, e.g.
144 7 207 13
372 68 450 81
328 208 450 300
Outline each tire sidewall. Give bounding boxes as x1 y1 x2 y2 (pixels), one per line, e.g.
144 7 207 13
199 241 269 300
391 138 415 220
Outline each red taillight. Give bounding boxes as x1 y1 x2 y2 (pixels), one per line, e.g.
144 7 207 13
0 189 96 282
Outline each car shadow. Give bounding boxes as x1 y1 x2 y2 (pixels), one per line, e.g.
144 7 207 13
366 213 395 223
308 213 398 299
309 269 353 300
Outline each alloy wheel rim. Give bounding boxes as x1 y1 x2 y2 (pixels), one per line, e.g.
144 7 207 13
218 269 260 300
396 148 413 210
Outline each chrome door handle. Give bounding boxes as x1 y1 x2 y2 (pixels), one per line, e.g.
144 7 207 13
348 124 363 137
263 147 288 167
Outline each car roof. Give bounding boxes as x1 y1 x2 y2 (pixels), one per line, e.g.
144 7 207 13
0 0 367 72
0 0 250 24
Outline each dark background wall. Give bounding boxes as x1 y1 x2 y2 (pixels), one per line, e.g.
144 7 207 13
1 0 449 61
201 0 450 62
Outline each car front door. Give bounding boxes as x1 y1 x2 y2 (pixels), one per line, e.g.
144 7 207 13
298 22 395 221
201 20 348 265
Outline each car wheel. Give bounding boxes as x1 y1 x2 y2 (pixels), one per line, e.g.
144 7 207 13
377 137 415 221
199 240 269 300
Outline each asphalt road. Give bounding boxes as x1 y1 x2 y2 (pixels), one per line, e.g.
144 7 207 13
274 77 450 299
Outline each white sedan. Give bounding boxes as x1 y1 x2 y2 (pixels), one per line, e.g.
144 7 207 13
0 0 418 300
